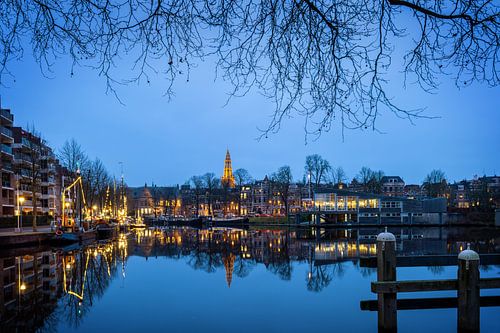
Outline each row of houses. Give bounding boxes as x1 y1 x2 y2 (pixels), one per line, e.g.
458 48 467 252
127 174 498 224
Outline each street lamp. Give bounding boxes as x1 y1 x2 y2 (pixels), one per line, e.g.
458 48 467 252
92 205 97 223
65 202 70 227
17 196 25 232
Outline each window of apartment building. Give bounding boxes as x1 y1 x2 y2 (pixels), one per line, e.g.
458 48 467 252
41 186 48 195
1 173 10 187
382 201 401 208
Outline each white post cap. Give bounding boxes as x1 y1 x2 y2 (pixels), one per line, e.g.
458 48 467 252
376 227 396 242
458 243 480 261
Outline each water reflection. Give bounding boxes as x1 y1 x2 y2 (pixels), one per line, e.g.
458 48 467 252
0 226 498 332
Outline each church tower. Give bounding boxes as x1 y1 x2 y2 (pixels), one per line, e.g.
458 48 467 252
221 149 235 188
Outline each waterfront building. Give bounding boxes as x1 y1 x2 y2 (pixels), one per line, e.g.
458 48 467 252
381 176 405 197
128 184 181 217
221 149 235 188
0 108 15 216
12 127 57 217
250 176 272 215
311 188 447 224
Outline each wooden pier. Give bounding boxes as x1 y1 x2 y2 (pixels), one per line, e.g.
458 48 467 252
360 228 500 332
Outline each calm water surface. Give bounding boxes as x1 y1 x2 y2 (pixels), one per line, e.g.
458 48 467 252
1 227 499 332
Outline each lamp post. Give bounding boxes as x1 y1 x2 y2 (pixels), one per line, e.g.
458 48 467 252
17 196 25 232
92 205 97 224
64 201 70 228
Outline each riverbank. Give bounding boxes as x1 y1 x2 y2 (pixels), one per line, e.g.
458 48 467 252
0 229 53 247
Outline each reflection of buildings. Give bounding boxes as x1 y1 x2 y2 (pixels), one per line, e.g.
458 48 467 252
1 227 499 331
223 253 235 287
0 240 125 331
0 251 61 329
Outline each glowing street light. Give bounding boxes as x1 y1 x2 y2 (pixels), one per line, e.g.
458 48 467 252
92 205 98 223
16 196 25 233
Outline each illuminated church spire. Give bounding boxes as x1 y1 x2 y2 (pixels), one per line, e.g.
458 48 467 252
221 149 235 188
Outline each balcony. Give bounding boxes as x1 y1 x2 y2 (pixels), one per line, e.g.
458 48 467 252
13 153 33 165
1 144 13 155
1 161 13 172
0 126 13 139
0 109 13 123
2 180 12 188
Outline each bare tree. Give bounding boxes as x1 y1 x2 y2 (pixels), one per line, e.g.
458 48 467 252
1 1 498 137
423 169 447 197
82 158 110 213
305 154 330 188
368 170 385 193
357 167 374 192
202 172 219 216
58 139 88 174
328 166 346 185
271 166 293 217
190 175 204 217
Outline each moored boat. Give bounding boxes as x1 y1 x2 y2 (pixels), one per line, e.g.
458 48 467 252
167 217 203 229
52 229 97 244
207 217 250 229
95 222 117 240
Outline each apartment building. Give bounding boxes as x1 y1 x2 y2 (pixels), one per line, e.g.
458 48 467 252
0 109 15 216
12 127 57 217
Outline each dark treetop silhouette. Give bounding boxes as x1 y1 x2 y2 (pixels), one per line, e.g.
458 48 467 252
0 1 498 137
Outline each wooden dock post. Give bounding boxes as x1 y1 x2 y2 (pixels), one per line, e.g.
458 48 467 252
376 227 397 332
457 244 480 333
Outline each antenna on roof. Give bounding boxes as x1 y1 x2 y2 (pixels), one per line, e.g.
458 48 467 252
119 161 124 178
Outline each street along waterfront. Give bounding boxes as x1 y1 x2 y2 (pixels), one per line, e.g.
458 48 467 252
1 226 499 332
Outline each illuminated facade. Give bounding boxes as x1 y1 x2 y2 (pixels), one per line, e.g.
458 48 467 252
221 149 235 188
312 189 446 224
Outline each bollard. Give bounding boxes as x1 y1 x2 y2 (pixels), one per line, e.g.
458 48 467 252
376 227 397 332
457 244 480 333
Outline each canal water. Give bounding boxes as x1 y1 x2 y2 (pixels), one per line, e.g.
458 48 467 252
1 227 499 332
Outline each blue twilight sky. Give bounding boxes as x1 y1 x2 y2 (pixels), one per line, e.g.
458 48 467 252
0 46 498 186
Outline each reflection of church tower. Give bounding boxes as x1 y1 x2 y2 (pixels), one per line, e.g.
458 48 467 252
221 149 235 188
223 253 235 288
